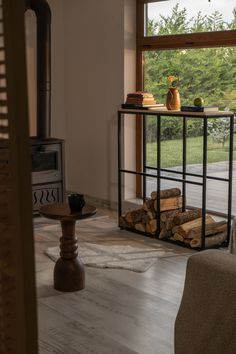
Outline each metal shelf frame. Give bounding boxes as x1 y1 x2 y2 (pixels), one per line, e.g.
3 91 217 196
118 108 235 250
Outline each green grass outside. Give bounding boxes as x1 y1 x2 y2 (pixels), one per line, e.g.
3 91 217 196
147 135 236 168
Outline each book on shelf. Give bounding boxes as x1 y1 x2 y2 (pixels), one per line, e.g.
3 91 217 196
126 95 155 100
126 100 157 105
148 105 168 111
126 98 157 105
121 103 166 110
127 91 154 99
181 105 219 112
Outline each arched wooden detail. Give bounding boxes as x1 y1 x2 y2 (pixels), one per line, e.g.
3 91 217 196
0 0 38 353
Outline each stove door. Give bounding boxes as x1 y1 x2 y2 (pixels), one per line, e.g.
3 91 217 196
31 143 62 184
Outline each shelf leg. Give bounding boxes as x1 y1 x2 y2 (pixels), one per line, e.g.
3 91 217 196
182 116 187 212
201 117 208 249
227 114 234 244
143 114 147 201
156 114 161 238
118 111 122 223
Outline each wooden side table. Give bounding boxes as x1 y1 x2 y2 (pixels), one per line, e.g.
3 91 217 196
39 203 97 292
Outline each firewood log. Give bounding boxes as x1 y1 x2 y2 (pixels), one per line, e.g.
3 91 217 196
147 210 155 220
190 238 201 248
134 223 146 233
146 219 157 234
143 199 155 212
176 215 215 238
183 238 191 245
188 221 227 239
170 234 191 244
161 209 182 222
125 209 144 225
135 210 147 224
151 188 181 200
190 238 200 248
173 233 184 242
119 216 133 229
190 231 227 248
154 196 182 212
119 215 126 228
142 213 151 225
159 227 172 239
125 211 135 224
173 209 202 226
172 225 179 234
165 210 183 230
146 223 152 234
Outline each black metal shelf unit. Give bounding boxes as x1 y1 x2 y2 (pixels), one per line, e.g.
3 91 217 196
118 108 235 250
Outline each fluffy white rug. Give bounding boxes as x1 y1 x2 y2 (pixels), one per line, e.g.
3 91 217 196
37 215 192 272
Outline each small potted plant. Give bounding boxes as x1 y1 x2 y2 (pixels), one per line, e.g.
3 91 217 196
166 75 181 110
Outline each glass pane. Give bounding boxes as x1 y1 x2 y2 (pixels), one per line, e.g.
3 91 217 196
144 46 236 214
145 0 236 36
144 47 236 112
32 150 58 172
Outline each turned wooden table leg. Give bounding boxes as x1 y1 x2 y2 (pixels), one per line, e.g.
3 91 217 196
53 220 85 292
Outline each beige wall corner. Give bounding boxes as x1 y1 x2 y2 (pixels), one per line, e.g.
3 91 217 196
25 0 137 204
64 0 126 203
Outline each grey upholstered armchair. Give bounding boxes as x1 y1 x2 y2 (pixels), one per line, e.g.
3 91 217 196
174 249 236 354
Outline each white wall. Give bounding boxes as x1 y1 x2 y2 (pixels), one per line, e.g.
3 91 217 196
49 0 66 139
64 0 125 203
26 0 137 205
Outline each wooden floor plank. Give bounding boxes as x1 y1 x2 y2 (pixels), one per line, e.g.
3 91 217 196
38 302 139 354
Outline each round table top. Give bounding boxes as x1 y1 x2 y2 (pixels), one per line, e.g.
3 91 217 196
39 203 97 221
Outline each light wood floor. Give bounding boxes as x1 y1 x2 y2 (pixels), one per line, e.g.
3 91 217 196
35 208 193 354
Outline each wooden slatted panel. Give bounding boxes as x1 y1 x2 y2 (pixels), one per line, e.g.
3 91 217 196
0 0 38 353
0 1 8 141
0 1 15 351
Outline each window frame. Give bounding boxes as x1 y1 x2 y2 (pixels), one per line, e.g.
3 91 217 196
135 0 236 197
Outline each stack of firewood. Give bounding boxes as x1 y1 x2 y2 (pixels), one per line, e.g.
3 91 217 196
119 187 182 234
119 187 227 248
164 209 227 248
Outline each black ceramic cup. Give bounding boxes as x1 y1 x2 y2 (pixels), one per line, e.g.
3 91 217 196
68 193 85 212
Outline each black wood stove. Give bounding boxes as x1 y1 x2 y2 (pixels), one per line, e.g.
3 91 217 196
31 137 65 212
25 0 65 212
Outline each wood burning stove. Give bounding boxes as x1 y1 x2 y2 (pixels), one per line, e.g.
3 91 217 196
25 0 65 212
31 138 65 212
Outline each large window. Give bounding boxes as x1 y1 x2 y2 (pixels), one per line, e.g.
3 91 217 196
136 0 236 212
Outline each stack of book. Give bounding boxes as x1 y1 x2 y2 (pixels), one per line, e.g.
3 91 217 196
122 91 165 109
181 105 219 112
